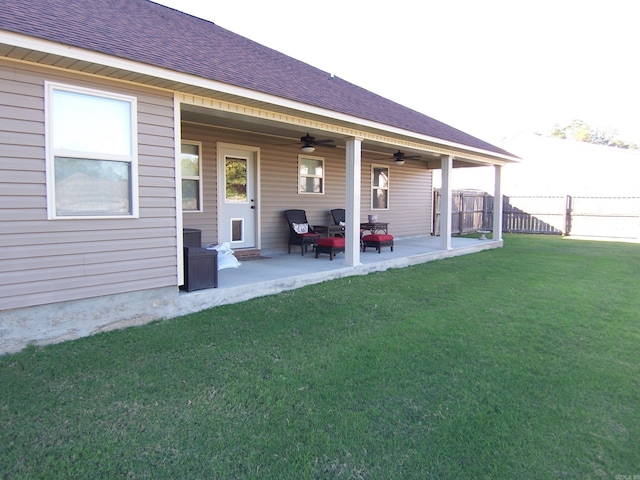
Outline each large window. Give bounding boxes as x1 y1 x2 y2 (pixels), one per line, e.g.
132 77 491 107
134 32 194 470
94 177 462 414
298 155 324 194
46 82 138 218
181 142 202 211
371 165 389 209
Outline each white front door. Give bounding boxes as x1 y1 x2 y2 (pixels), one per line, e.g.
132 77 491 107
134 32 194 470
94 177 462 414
218 145 258 249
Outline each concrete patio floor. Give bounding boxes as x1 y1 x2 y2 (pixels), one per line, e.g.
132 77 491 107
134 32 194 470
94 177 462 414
177 235 502 313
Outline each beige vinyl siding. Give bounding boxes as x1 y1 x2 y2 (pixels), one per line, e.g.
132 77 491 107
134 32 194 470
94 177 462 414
0 59 177 311
179 123 433 253
361 154 433 237
260 141 348 252
181 122 219 246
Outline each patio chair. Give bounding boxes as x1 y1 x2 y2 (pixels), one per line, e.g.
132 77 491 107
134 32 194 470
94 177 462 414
330 208 345 226
330 208 346 237
284 209 321 255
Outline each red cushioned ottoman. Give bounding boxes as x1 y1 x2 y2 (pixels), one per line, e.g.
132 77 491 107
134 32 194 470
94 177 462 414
315 237 345 260
361 234 394 253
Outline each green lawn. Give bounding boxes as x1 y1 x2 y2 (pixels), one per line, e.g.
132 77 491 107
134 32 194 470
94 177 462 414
1 235 639 479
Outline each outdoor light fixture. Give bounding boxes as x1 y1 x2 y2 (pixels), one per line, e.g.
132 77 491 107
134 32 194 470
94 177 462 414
300 145 316 153
394 158 405 165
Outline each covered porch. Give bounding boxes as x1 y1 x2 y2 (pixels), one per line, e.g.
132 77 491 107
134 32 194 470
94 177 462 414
177 235 502 313
178 98 509 283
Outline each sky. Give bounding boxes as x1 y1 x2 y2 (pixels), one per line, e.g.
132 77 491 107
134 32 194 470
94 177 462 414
152 0 639 147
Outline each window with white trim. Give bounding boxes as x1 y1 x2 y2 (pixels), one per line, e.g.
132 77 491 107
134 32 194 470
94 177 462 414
181 141 202 211
371 164 389 209
298 155 324 194
46 82 138 218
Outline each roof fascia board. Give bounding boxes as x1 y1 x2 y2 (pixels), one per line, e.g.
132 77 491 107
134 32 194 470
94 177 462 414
1 30 517 164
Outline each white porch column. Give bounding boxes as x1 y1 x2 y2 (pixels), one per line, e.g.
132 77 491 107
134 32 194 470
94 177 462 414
345 137 363 266
174 94 185 285
493 165 503 241
440 155 453 250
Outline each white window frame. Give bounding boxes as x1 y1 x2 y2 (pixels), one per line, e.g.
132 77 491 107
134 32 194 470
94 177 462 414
45 81 138 219
371 164 390 210
298 154 325 195
181 140 203 212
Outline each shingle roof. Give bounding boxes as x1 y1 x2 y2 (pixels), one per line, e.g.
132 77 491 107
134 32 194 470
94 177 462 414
0 0 514 158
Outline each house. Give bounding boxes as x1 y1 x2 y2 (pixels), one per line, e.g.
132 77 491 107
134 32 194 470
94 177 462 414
0 0 518 353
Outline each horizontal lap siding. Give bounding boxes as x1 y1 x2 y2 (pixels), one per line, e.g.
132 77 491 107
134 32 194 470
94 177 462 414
181 122 219 246
0 60 177 311
360 154 433 236
180 124 432 253
261 139 347 252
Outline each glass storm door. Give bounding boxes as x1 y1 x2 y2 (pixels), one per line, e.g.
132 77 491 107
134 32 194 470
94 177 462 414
219 146 257 249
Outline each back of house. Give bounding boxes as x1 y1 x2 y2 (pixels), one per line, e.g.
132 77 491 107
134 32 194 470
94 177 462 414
0 0 517 353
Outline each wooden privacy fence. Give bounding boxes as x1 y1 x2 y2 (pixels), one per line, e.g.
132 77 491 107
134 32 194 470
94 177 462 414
433 190 490 235
433 190 640 240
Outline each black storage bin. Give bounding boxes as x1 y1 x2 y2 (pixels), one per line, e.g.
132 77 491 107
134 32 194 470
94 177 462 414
183 228 202 248
182 247 218 291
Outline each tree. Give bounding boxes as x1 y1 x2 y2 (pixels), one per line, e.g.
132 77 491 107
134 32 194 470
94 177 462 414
549 119 639 149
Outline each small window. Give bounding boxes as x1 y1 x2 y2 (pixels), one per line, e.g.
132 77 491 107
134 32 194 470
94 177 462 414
181 142 203 211
45 82 138 218
225 157 248 203
298 155 324 194
371 165 389 210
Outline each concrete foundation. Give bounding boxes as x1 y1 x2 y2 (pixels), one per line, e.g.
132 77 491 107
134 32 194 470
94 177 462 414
1 236 502 355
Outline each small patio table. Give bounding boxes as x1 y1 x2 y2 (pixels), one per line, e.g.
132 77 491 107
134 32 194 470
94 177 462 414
359 222 389 235
313 225 345 237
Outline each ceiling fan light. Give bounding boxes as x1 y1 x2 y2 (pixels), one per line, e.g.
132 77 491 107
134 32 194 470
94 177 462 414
394 159 405 165
301 145 315 153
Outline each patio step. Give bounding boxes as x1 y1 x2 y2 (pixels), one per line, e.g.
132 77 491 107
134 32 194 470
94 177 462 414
233 248 262 260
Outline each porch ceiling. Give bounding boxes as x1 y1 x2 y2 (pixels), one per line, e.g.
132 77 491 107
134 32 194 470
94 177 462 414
180 103 489 169
180 103 436 163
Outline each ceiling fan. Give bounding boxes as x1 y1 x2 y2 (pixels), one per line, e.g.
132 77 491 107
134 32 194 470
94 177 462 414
296 133 336 153
375 150 421 165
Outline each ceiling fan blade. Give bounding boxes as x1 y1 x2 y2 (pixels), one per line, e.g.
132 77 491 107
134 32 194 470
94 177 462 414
372 152 421 161
315 140 336 148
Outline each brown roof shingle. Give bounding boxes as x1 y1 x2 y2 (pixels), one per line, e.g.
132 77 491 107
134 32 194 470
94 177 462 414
0 0 513 157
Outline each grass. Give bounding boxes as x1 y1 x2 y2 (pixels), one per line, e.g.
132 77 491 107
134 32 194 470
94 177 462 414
1 234 639 479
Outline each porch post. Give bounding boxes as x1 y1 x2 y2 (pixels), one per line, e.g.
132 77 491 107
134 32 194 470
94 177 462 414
174 94 185 285
440 155 453 250
493 165 503 241
345 137 362 266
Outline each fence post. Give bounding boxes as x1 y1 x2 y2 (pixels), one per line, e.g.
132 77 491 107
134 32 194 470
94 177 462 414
482 193 488 230
458 192 464 235
565 195 572 236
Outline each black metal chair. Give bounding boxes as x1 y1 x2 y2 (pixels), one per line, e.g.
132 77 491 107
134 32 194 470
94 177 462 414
284 209 321 255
